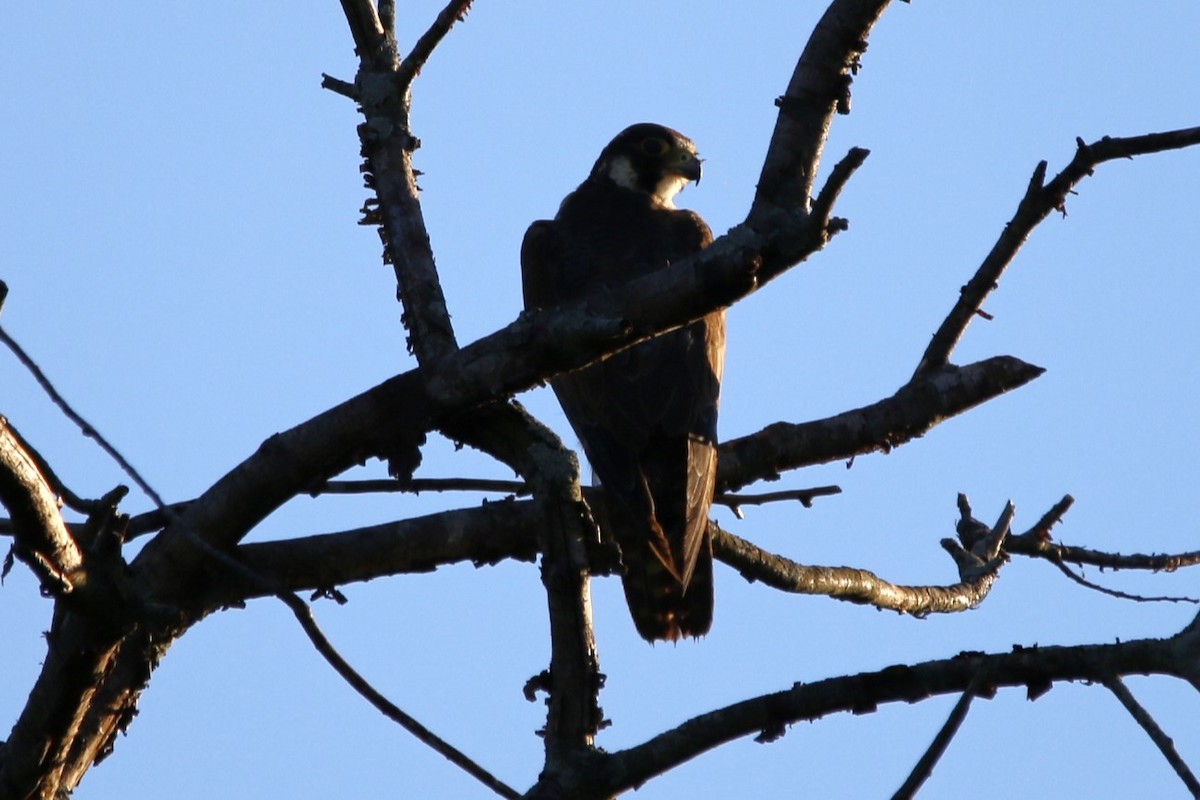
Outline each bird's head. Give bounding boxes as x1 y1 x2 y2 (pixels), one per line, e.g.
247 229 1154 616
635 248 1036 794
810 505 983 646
590 123 703 208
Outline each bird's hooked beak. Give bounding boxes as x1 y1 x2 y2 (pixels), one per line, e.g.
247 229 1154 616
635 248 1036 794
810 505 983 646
668 148 703 185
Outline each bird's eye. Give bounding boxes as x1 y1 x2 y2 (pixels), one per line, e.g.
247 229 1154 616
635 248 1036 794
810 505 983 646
640 137 669 156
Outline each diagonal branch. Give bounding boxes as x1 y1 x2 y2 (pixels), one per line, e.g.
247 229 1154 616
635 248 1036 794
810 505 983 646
185 521 522 800
396 0 475 91
750 0 891 222
281 591 521 799
915 125 1200 377
891 665 992 800
717 356 1044 493
1046 559 1198 605
1103 676 1200 797
127 147 860 588
0 325 166 508
0 417 83 595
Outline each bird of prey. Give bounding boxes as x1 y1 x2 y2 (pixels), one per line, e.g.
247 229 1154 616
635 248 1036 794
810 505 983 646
521 123 724 641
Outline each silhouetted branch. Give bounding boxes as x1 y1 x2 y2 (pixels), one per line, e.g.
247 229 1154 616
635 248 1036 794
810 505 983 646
719 485 842 518
338 0 386 60
206 502 539 607
1048 560 1198 605
598 623 1200 798
178 521 523 799
718 356 1044 493
1007 531 1200 574
396 0 475 91
319 73 357 99
750 0 890 222
319 476 528 496
314 478 843 515
892 666 992 800
281 591 521 799
0 326 166 509
1104 677 1200 797
526 439 605 771
915 125 1200 376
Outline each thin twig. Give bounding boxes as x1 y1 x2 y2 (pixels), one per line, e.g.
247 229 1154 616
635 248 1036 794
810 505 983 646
1050 558 1199 605
279 592 521 799
0 326 167 510
182 529 520 800
892 666 991 800
318 477 529 497
1103 676 1200 797
316 479 845 512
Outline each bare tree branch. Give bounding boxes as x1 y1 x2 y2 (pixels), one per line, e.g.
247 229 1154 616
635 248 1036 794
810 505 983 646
1047 559 1198 605
719 485 842 517
750 0 891 222
280 590 522 800
718 356 1044 493
598 623 1200 799
0 326 166 509
915 126 1200 376
1007 531 1200 574
338 0 387 60
712 490 1015 617
891 666 992 800
178 517 524 800
1103 677 1200 798
0 417 83 595
319 476 530 497
525 440 606 775
206 503 538 606
396 0 475 91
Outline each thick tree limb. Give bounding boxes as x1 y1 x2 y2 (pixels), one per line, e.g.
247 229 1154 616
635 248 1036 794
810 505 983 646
205 493 1017 620
750 0 890 222
525 441 605 772
718 356 1044 493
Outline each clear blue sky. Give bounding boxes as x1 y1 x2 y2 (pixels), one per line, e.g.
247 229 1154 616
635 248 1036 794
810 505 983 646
3 2 1199 798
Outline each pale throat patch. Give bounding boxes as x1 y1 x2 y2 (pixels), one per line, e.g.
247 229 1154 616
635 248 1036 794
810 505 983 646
605 155 689 209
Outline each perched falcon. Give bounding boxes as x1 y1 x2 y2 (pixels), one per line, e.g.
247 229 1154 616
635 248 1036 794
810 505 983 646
521 123 724 642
